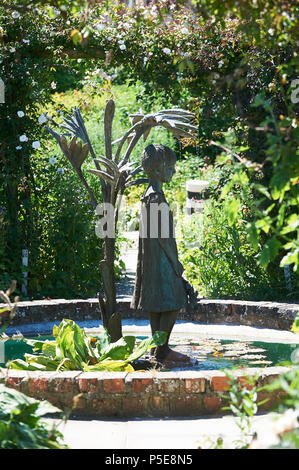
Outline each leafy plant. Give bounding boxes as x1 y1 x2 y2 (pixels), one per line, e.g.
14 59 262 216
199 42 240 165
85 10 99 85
0 384 68 449
8 318 167 372
221 370 261 449
177 200 276 300
254 311 299 449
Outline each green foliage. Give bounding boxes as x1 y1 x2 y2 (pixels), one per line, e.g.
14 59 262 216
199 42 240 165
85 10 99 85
8 318 168 372
178 200 284 300
0 0 298 300
221 370 260 449
0 384 68 449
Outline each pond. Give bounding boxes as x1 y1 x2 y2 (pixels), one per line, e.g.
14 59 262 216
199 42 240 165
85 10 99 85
1 332 298 371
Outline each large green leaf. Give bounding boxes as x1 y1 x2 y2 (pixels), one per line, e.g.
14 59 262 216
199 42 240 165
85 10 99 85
86 359 134 372
0 385 61 419
8 359 47 371
125 331 168 363
53 319 96 369
24 354 60 371
99 336 136 361
96 328 111 356
24 339 57 358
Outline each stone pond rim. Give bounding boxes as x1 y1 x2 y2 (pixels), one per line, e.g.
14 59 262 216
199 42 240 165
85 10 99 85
3 297 298 330
0 298 298 417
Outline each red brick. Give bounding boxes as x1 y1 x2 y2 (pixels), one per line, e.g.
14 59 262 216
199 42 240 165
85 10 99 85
29 378 48 393
103 378 125 393
238 376 256 390
122 396 148 415
131 378 152 393
153 372 181 393
171 395 201 415
78 377 99 393
5 376 23 390
52 377 75 393
92 397 123 416
150 395 170 415
185 378 205 393
210 375 231 391
204 396 222 412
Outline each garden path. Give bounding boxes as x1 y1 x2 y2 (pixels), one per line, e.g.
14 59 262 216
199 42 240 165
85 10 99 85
116 231 139 300
45 412 281 449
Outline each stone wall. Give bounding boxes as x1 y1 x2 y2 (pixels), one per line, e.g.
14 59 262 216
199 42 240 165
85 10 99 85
2 298 298 330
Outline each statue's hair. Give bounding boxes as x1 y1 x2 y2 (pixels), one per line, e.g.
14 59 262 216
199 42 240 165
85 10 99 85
141 144 176 176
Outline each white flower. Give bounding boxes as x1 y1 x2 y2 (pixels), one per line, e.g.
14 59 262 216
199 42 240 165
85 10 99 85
118 39 124 44
183 52 191 58
143 57 148 64
22 39 30 45
95 23 106 32
10 47 16 53
268 28 274 36
12 11 20 19
16 146 22 150
163 47 171 55
17 111 24 117
218 60 224 68
19 135 28 142
32 141 41 149
181 27 189 35
38 114 47 124
49 157 57 165
57 167 65 175
51 81 56 89
119 44 126 50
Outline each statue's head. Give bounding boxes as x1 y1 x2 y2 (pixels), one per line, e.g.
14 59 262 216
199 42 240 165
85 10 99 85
141 144 176 183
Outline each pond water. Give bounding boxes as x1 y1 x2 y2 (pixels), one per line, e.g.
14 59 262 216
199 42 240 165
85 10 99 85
1 333 298 371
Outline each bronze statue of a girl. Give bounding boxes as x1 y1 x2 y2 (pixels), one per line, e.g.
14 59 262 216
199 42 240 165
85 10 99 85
131 144 198 364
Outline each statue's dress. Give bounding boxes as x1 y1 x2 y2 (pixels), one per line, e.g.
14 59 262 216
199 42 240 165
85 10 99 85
131 189 187 313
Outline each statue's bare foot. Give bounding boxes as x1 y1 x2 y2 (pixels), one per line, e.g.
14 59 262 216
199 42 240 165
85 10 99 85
155 347 194 365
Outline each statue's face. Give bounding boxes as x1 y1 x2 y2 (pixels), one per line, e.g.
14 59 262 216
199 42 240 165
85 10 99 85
160 161 176 183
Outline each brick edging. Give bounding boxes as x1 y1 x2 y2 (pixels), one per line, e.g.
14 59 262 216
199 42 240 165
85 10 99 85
0 366 291 418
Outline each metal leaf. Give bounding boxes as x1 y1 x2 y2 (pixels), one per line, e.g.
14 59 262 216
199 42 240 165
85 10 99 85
164 120 198 131
46 126 62 143
161 120 194 139
125 168 143 183
125 178 148 188
95 157 119 175
129 114 144 126
156 113 192 123
87 168 115 185
157 108 195 117
104 99 115 160
118 161 138 175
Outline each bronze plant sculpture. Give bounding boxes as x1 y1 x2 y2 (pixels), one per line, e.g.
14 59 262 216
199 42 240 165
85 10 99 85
47 100 196 342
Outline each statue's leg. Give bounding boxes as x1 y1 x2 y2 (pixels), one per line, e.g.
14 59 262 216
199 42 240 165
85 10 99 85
149 310 178 362
149 312 163 357
150 310 193 364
